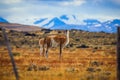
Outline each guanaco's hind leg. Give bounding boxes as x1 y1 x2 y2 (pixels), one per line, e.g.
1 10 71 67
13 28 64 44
40 44 45 57
40 45 43 56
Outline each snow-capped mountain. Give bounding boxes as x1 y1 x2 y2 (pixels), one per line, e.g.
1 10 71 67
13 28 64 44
0 15 120 33
0 17 9 23
34 15 81 29
34 15 120 33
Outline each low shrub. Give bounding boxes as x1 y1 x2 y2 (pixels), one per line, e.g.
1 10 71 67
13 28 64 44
12 52 20 56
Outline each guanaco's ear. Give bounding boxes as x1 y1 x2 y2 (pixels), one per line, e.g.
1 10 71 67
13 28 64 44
65 30 67 33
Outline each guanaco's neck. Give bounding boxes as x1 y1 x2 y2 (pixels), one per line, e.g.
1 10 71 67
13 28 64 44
65 30 69 46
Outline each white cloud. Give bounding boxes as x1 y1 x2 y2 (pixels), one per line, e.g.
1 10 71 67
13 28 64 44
0 0 120 25
61 0 86 6
0 0 23 4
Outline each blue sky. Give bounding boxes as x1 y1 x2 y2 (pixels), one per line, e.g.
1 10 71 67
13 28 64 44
0 0 120 25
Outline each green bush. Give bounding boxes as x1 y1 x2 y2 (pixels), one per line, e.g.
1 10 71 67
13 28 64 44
12 52 20 56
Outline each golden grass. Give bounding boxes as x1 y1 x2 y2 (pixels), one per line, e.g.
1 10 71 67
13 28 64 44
0 46 117 80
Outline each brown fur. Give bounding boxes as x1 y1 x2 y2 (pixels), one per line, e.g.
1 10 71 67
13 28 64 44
54 35 67 44
39 30 69 59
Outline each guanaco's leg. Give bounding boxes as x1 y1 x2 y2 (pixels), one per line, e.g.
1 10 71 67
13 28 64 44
59 42 62 60
40 45 43 56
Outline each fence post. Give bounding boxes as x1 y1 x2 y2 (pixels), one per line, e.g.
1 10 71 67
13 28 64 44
117 27 120 80
1 27 19 80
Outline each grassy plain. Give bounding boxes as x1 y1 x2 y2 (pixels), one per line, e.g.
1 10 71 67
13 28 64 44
0 30 117 80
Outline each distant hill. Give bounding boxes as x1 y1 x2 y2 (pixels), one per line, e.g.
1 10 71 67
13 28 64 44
0 23 42 32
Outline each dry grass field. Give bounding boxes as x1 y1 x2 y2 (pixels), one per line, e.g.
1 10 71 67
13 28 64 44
0 29 117 80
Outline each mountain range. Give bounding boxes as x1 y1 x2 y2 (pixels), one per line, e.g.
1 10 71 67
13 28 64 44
0 15 120 33
0 17 9 23
34 15 120 33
